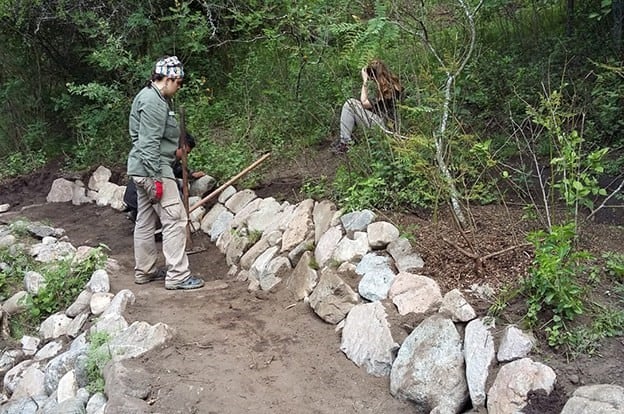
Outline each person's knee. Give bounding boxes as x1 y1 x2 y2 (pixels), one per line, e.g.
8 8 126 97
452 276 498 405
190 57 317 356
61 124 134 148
344 98 360 109
161 202 186 224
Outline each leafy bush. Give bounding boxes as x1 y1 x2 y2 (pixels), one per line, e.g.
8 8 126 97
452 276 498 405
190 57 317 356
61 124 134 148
62 82 129 170
0 244 36 301
189 139 255 185
0 149 47 180
301 176 332 200
523 223 590 347
331 132 438 212
585 61 624 150
603 252 624 280
491 240 624 355
26 246 108 320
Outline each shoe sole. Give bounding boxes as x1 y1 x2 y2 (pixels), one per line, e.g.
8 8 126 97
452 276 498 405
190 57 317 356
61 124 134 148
165 281 205 290
134 269 167 285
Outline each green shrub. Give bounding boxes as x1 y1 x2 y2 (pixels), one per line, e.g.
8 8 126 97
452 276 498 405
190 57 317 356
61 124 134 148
189 139 255 185
62 82 129 170
585 60 624 150
523 223 591 347
86 331 112 394
26 246 107 320
566 305 624 357
0 244 36 301
301 176 332 200
0 149 47 180
603 252 624 280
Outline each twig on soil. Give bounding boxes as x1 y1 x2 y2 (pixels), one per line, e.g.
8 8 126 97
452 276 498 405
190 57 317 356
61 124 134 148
442 237 477 259
186 248 208 255
182 341 213 349
265 355 274 366
285 303 296 310
481 243 532 260
442 237 532 275
402 323 414 331
163 377 214 385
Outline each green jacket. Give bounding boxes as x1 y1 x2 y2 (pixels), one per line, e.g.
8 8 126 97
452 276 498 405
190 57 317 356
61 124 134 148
127 85 180 180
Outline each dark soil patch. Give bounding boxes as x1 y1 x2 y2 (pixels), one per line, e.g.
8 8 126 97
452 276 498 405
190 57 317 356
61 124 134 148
523 385 568 414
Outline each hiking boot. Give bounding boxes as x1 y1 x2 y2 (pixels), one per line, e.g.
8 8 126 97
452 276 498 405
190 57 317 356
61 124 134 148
330 141 349 154
165 276 205 290
134 268 167 285
155 228 163 242
126 209 137 223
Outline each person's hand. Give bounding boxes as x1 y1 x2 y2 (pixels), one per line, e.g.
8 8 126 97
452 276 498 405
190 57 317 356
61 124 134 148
191 171 206 179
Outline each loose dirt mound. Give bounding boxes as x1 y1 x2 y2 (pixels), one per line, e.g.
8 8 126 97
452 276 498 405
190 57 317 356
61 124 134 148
1 156 623 413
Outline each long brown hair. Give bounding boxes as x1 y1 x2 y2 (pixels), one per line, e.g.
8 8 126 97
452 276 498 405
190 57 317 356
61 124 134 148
367 59 402 100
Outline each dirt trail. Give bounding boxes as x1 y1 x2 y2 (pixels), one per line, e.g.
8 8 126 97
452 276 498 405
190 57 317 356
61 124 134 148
10 202 415 413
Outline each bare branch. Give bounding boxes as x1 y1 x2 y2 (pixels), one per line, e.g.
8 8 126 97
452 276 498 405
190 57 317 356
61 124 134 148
586 177 624 221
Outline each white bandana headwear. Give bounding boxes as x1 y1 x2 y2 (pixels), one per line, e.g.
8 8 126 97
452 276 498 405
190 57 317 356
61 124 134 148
154 56 184 78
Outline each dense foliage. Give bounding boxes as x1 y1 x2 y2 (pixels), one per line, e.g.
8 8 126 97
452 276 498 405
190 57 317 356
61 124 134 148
1 1 621 188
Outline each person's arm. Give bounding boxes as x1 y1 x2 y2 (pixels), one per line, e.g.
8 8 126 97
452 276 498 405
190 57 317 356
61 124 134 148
173 159 184 179
136 95 167 179
359 67 373 109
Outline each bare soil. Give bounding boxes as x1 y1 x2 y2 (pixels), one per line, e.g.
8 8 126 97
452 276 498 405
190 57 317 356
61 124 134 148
0 149 623 414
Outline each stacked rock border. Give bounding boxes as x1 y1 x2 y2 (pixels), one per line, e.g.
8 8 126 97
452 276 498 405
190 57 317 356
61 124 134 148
0 166 621 413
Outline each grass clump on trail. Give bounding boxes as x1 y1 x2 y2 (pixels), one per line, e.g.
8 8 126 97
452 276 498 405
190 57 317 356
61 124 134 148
86 331 113 394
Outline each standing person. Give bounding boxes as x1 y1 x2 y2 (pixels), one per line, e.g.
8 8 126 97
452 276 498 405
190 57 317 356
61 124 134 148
127 55 204 290
331 59 403 154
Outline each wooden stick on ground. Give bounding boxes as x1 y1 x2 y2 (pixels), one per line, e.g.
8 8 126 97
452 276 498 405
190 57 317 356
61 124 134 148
442 237 531 275
189 152 271 213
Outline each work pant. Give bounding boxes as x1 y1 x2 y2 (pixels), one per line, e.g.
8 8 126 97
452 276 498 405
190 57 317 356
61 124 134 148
339 98 385 144
133 177 190 284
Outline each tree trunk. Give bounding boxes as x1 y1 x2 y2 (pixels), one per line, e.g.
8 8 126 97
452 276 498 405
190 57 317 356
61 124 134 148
566 0 575 36
614 0 624 52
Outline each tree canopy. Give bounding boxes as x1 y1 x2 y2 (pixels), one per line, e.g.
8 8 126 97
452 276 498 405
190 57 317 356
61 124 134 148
0 0 622 214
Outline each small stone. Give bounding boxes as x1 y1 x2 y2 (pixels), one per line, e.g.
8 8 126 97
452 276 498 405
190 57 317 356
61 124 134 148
254 291 270 300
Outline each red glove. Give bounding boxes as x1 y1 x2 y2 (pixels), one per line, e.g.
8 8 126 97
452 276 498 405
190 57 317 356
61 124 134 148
154 180 163 201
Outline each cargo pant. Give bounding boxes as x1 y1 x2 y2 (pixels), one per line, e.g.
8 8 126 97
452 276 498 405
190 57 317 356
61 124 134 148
132 177 190 285
339 98 385 144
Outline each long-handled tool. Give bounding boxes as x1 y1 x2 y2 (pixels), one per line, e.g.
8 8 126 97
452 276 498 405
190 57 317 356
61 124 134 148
178 107 193 250
189 152 271 213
